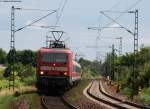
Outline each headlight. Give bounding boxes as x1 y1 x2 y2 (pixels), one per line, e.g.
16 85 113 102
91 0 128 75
64 72 68 76
40 71 44 75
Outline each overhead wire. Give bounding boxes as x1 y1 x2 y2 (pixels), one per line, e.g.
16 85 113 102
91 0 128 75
46 0 69 46
15 10 57 32
109 0 122 11
0 0 21 2
97 0 122 31
95 0 122 50
97 0 143 52
55 0 64 25
100 11 134 35
16 8 56 12
54 0 68 29
101 0 143 31
46 0 68 40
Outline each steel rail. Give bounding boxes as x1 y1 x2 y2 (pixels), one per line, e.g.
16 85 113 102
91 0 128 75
86 81 127 109
41 95 78 109
61 96 79 109
99 80 150 109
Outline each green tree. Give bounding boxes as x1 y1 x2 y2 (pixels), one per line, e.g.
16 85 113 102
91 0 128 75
79 58 101 78
7 49 17 64
32 51 37 67
18 50 34 65
0 48 7 64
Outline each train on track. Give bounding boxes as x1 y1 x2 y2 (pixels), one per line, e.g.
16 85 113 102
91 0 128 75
36 47 82 90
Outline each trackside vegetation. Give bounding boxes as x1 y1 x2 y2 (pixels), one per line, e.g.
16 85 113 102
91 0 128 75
0 93 41 109
0 48 38 109
79 58 101 79
100 47 150 104
0 49 37 88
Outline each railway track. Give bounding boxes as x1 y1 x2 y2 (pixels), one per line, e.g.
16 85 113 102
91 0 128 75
41 95 78 109
86 80 149 109
99 80 150 109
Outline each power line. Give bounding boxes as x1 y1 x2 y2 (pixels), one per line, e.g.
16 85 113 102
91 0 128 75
15 10 57 32
100 11 134 35
88 26 123 30
100 0 143 31
109 0 122 11
96 0 122 35
100 10 129 13
16 8 56 12
0 0 21 2
45 0 68 46
96 0 122 41
55 0 68 28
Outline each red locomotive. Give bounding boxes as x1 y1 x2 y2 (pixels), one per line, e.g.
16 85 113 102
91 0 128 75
36 47 82 90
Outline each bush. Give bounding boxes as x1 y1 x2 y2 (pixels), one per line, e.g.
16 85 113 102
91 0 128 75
3 67 11 78
136 88 150 104
22 76 36 86
0 48 7 64
14 91 21 97
0 68 5 80
121 87 132 98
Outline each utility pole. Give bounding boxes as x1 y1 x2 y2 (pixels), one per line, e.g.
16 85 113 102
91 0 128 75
116 37 122 56
132 10 139 96
133 10 138 53
0 0 22 91
115 37 122 81
10 6 15 49
88 26 123 61
106 53 109 79
9 6 15 91
111 44 115 80
95 36 101 61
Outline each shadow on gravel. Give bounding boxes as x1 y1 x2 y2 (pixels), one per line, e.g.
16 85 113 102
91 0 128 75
37 87 65 96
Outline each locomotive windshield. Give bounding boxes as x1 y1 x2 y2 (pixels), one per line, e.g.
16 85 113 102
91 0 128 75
41 52 68 63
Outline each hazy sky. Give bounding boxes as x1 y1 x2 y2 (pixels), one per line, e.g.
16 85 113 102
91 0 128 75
0 0 149 60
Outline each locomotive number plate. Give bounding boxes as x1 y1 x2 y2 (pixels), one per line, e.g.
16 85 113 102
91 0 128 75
40 66 68 71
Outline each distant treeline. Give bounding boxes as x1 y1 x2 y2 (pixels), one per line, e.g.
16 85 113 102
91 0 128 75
78 58 101 78
0 48 37 67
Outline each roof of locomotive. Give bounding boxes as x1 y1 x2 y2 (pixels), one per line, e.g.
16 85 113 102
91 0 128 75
39 47 72 54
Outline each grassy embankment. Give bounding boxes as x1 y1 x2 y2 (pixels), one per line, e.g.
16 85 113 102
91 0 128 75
0 93 41 109
64 70 101 105
64 79 91 104
0 67 36 89
134 88 150 105
0 67 41 109
0 67 8 89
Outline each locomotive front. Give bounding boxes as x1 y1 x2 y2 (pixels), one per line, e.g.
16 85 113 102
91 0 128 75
36 48 73 89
